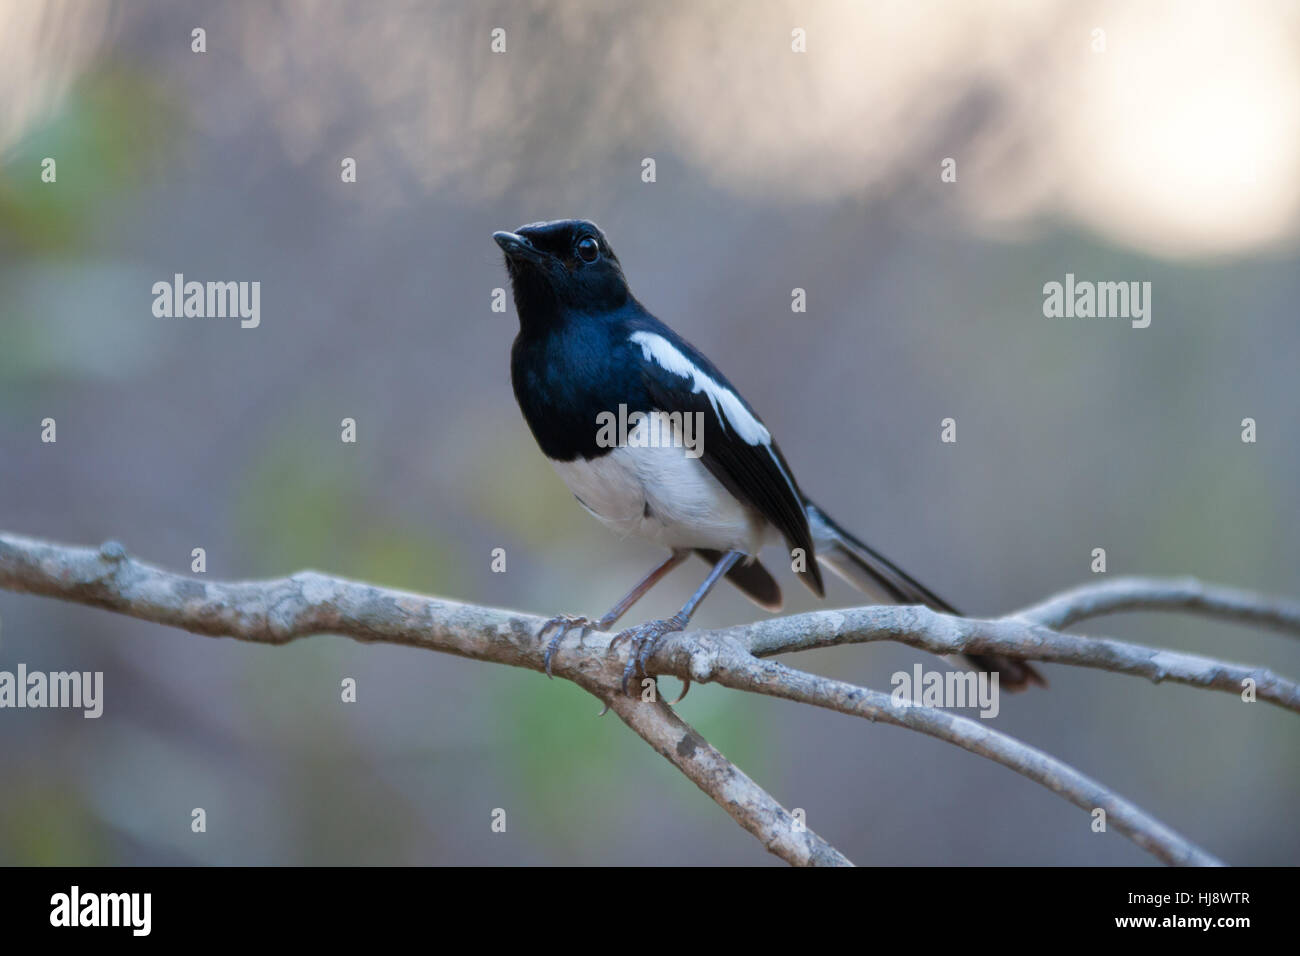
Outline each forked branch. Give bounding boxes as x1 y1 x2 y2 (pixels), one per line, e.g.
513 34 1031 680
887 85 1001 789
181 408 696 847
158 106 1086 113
4 531 1294 866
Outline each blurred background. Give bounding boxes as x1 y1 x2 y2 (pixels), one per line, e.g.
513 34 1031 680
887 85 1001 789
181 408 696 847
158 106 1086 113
1 0 1298 865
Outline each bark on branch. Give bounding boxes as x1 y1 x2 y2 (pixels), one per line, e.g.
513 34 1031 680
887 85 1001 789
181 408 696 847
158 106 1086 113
4 530 1294 866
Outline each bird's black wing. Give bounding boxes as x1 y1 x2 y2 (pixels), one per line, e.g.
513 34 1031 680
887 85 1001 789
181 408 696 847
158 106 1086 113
630 323 825 597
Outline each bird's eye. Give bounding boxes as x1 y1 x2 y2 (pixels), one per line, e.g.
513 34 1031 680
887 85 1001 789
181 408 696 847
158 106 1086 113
576 236 600 263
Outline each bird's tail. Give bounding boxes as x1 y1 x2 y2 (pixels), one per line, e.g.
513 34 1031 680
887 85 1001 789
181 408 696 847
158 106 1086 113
804 500 1046 692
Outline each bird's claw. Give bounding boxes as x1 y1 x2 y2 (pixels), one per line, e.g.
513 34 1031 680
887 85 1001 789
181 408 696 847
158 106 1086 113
538 614 594 678
613 616 685 695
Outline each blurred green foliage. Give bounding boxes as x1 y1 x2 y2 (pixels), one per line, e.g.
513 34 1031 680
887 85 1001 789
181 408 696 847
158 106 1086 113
232 419 467 596
0 69 181 254
1 777 105 865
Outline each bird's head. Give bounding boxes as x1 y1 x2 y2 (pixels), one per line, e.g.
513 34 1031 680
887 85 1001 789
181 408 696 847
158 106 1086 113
493 219 629 323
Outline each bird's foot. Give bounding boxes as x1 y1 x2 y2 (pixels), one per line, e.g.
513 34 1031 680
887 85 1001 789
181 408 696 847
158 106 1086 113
612 615 687 695
538 614 596 678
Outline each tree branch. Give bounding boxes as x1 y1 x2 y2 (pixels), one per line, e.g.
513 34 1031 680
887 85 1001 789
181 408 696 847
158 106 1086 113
5 530 1292 866
701 605 1300 714
0 531 847 866
1013 576 1300 636
703 650 1220 865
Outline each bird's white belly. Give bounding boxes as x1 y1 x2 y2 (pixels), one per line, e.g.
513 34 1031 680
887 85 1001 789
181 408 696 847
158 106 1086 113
552 444 768 553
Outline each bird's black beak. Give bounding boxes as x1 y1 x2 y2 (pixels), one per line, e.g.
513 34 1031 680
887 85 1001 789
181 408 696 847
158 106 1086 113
493 231 546 264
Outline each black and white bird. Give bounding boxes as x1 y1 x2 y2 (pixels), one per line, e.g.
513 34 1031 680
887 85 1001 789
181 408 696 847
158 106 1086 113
495 219 1043 696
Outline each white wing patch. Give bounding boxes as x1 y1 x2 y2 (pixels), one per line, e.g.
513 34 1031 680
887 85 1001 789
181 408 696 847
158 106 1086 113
630 331 771 446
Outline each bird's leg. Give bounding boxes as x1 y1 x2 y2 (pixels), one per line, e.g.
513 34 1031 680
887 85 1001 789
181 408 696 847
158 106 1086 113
539 549 688 677
614 549 744 695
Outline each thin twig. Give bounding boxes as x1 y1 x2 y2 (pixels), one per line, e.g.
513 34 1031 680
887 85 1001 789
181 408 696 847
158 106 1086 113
1014 576 1300 636
582 671 851 866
